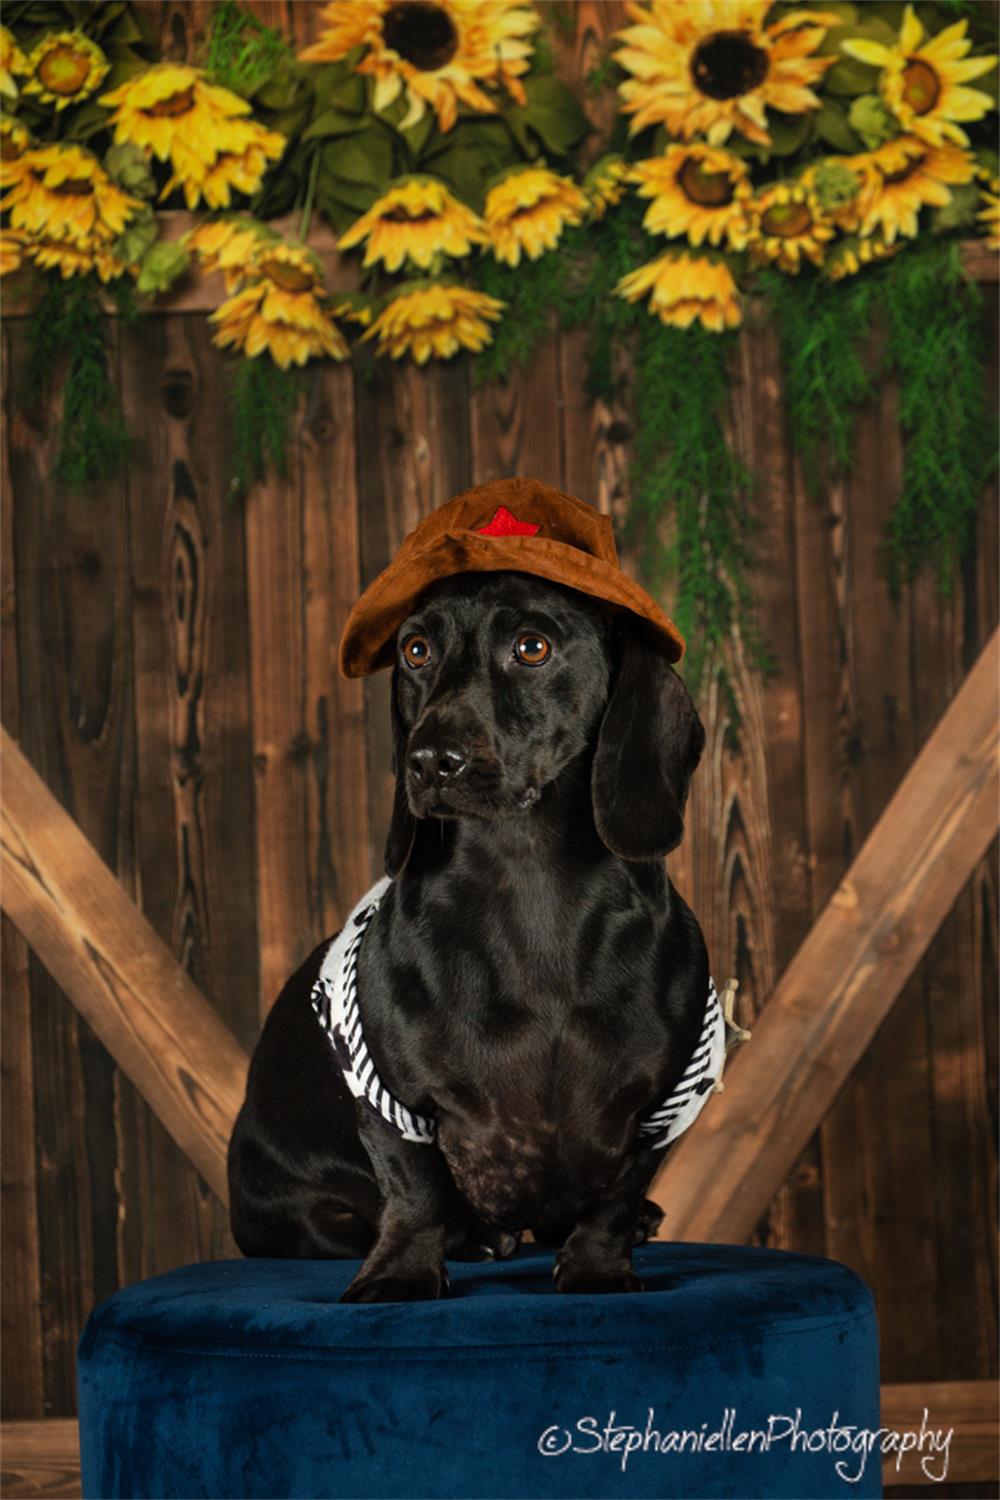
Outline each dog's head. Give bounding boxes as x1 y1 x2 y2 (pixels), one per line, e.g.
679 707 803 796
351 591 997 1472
385 571 704 874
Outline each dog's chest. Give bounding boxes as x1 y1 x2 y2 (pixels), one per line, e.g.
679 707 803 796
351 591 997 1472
428 1029 650 1229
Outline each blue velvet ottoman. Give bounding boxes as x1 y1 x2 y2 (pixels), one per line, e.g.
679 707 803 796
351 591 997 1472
78 1243 880 1499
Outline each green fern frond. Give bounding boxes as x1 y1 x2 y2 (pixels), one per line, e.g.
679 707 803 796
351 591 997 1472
230 357 304 496
881 240 995 591
22 275 132 488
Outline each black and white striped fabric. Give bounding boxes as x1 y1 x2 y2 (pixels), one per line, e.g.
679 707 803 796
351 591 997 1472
634 977 724 1150
311 880 724 1153
312 876 436 1144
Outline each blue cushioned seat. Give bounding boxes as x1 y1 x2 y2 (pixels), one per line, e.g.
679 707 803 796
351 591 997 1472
78 1243 880 1499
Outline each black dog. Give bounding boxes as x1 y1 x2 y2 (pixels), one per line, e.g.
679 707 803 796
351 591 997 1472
228 570 708 1301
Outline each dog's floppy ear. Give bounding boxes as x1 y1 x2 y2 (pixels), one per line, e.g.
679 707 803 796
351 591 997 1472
384 665 417 878
591 625 705 861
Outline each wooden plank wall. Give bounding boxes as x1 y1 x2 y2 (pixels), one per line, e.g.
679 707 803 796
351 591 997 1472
1 0 996 1418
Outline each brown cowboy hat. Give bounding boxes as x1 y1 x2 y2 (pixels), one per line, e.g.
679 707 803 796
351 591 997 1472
339 476 685 678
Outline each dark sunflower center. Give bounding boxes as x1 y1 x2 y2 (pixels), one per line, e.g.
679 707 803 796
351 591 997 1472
147 86 196 118
37 44 91 95
384 206 437 222
901 58 941 115
760 200 813 237
690 30 768 100
260 257 315 293
679 157 735 207
382 2 459 71
883 155 923 187
53 176 94 197
0 133 24 161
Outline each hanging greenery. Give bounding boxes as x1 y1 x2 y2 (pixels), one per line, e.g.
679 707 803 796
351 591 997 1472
1 0 997 693
882 238 993 590
21 272 133 485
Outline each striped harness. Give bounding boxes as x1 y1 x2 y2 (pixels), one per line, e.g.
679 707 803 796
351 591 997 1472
310 878 731 1152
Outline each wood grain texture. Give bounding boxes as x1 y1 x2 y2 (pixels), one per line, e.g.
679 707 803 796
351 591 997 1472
651 630 1000 1243
6 320 136 1415
246 363 370 1014
0 1420 81 1499
720 303 825 1257
1 730 249 1206
881 1382 999 1489
355 360 473 871
0 329 45 1420
119 313 260 1271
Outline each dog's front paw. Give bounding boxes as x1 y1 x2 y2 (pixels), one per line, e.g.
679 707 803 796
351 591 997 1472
554 1256 641 1295
341 1264 448 1303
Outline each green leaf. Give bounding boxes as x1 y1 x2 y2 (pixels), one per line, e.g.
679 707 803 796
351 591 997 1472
929 180 981 233
102 54 149 90
510 74 589 156
136 240 189 296
63 101 113 141
322 127 392 185
311 62 367 114
398 110 436 160
766 110 814 157
814 98 864 152
302 107 366 141
823 54 881 96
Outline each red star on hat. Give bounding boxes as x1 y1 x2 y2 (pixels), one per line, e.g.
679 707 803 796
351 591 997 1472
476 506 540 538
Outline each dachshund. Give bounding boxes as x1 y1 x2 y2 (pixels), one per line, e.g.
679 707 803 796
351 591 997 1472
228 569 708 1301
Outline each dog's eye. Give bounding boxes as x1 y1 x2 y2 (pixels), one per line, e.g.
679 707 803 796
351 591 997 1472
514 633 551 666
402 634 432 669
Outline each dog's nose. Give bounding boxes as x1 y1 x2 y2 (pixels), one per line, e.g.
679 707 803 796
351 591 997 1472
408 745 468 786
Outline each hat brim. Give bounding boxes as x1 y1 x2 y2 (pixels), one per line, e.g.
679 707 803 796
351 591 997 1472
339 531 685 678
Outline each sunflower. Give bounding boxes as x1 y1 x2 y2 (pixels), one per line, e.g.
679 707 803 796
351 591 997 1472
977 171 1000 251
209 244 350 367
630 143 752 249
1 26 28 101
2 143 141 248
186 217 274 290
165 126 285 211
584 155 629 220
26 237 129 282
615 1 839 147
824 233 900 281
23 30 109 111
747 180 834 270
615 250 742 332
362 282 504 362
300 0 538 133
849 136 975 242
0 228 24 275
339 176 487 271
842 5 997 150
803 158 865 231
101 63 283 208
0 116 33 188
484 165 587 266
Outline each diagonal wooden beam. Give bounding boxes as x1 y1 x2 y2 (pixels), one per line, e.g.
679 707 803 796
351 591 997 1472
652 628 999 1243
1 728 248 1206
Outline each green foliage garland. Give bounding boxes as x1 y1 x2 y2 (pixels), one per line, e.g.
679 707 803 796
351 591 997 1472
22 275 133 487
762 266 877 494
2 0 996 698
230 358 305 498
882 239 993 591
765 238 995 592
